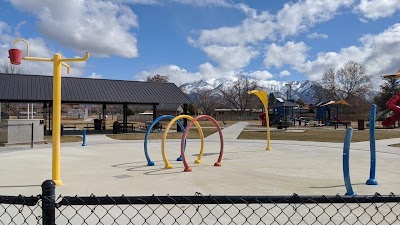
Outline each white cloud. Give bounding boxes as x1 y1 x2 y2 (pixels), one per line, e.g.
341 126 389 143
307 32 328 39
172 0 231 7
276 0 354 37
188 0 353 77
247 70 274 80
191 11 275 46
0 21 86 77
233 3 257 18
264 42 309 68
133 62 241 86
279 70 291 77
121 0 162 5
355 0 400 20
203 45 259 71
88 72 103 79
133 64 202 85
296 23 400 83
10 0 139 58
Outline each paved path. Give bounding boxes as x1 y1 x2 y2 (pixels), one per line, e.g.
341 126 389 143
206 121 248 141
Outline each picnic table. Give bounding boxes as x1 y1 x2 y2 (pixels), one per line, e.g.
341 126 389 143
140 121 162 132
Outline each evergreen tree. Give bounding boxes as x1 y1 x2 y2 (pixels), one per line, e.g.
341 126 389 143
374 77 400 111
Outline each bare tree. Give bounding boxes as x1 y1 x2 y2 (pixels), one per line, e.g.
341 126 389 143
193 88 219 115
0 60 24 74
147 74 169 83
0 60 25 116
311 61 373 118
217 75 260 113
318 61 372 101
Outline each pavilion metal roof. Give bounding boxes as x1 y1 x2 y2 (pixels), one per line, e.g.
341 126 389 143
0 73 192 105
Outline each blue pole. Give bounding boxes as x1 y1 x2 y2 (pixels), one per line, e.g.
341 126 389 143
343 127 356 196
366 104 378 185
82 129 87 147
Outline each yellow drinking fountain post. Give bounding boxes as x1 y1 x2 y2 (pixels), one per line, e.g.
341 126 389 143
248 90 271 150
10 38 89 186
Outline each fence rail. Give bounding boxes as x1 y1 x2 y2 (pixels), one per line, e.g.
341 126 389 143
0 181 399 224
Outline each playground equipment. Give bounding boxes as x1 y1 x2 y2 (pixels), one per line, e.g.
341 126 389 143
259 113 267 126
9 38 89 186
144 115 186 166
382 93 400 127
343 104 378 196
248 90 271 150
162 115 204 169
180 115 224 172
82 129 87 147
382 70 400 127
366 104 378 185
342 127 356 196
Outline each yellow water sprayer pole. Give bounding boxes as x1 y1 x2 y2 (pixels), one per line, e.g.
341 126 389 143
248 90 271 150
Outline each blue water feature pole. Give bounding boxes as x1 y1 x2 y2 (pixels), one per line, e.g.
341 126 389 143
366 104 378 185
343 127 356 196
82 129 87 147
144 115 186 166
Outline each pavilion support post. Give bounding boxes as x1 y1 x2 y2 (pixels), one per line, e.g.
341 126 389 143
102 104 106 131
122 103 127 133
48 102 52 134
43 102 47 131
183 103 188 128
152 104 157 121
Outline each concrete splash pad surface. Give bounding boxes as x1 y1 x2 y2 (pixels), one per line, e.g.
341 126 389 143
0 136 399 196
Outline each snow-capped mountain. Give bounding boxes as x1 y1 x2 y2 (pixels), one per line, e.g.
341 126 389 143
180 77 316 103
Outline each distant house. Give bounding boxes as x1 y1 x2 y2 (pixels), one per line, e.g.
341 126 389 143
213 108 262 121
121 103 184 121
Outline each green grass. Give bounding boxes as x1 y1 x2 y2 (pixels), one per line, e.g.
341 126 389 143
107 128 218 140
238 129 400 143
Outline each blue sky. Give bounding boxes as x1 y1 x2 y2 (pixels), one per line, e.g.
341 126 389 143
0 0 399 87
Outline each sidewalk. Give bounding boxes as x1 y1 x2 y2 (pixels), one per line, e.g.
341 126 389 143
206 121 248 141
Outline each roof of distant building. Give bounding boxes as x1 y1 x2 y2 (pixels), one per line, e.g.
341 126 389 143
0 73 192 105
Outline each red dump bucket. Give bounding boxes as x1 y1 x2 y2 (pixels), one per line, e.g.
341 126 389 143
8 49 23 65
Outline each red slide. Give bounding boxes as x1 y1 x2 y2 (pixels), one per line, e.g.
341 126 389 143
382 94 400 127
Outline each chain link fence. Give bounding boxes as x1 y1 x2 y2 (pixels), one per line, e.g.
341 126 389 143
0 181 399 225
0 123 34 152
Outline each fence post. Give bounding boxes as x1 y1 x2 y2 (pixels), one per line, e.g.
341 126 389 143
42 180 56 225
31 123 34 148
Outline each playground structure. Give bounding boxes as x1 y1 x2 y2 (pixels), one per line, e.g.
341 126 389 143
9 39 89 186
381 70 400 127
342 104 378 196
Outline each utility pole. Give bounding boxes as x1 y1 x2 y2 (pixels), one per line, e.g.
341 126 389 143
285 83 293 100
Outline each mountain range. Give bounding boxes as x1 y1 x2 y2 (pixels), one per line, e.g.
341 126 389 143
179 78 316 103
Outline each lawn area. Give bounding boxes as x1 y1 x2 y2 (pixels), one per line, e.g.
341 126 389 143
238 128 400 143
46 120 400 144
107 128 218 140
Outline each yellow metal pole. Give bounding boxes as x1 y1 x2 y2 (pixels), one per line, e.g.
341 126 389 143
13 39 89 186
52 53 63 186
248 90 271 150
